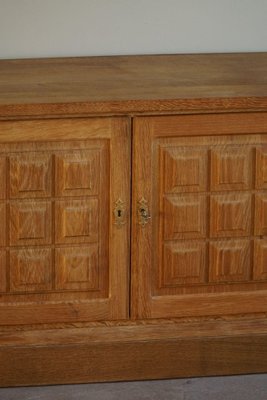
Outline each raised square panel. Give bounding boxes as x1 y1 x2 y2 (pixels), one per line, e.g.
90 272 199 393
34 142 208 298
162 241 206 286
211 146 251 191
256 146 267 189
9 201 52 246
163 195 206 240
0 251 6 292
55 199 98 244
10 153 52 198
0 157 6 199
10 248 52 292
0 203 6 247
210 193 251 238
209 239 250 282
161 147 207 193
255 193 267 235
254 240 267 280
55 245 99 290
55 150 100 196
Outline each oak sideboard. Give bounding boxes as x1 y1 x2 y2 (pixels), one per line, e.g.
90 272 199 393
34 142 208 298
0 53 267 386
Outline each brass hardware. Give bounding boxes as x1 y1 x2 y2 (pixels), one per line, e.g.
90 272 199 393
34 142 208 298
114 199 126 227
137 197 151 226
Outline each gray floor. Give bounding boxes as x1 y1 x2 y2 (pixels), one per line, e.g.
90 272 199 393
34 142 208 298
0 375 267 400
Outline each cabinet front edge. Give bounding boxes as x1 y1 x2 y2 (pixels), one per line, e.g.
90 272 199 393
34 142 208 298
0 97 267 120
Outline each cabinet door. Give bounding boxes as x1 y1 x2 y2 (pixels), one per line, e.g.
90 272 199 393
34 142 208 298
132 113 267 319
0 117 130 325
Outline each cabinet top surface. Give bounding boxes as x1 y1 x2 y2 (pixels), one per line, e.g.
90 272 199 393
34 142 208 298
0 53 267 117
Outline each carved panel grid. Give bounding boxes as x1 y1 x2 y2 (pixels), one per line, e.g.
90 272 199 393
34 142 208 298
0 145 107 296
158 139 267 290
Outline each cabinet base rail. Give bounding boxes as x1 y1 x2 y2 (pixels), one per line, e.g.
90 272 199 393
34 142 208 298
1 316 267 387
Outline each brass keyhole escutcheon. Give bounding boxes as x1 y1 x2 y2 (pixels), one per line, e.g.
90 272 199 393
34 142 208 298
138 198 151 226
114 199 126 227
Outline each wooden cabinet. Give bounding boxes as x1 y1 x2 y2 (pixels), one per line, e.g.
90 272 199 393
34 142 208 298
1 53 267 386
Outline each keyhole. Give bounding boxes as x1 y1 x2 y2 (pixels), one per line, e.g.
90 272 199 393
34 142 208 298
118 209 122 218
140 208 146 217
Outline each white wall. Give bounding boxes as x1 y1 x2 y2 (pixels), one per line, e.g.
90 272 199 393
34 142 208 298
0 0 266 59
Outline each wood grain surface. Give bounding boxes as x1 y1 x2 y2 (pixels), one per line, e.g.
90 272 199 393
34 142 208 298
0 53 267 118
1 317 267 387
132 112 267 319
1 53 267 387
0 117 131 325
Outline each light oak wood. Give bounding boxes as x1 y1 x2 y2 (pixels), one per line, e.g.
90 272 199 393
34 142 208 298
0 117 131 325
1 53 267 387
0 53 267 118
1 317 267 387
132 113 267 319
